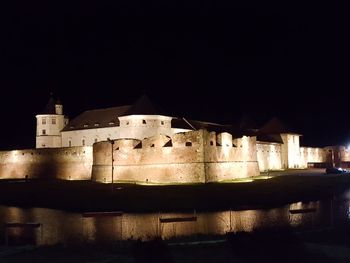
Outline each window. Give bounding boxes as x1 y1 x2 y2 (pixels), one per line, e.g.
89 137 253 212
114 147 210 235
142 120 147 124
52 118 56 125
185 142 192 147
126 121 129 125
94 138 98 143
42 129 46 135
42 118 46 125
161 121 165 125
69 141 72 147
82 139 85 146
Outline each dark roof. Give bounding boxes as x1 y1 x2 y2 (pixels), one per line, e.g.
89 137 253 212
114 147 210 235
171 118 247 138
259 117 299 135
256 134 284 144
62 105 130 131
255 117 300 144
121 95 167 116
40 95 61 114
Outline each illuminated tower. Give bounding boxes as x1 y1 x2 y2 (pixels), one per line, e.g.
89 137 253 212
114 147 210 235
35 94 69 148
118 95 173 140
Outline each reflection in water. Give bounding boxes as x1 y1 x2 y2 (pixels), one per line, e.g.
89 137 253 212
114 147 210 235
0 198 347 246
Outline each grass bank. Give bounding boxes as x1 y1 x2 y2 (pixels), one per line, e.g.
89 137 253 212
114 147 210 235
1 174 350 212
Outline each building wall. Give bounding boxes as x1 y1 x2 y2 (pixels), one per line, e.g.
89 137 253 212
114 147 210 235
118 115 173 140
256 143 283 171
61 127 121 147
299 147 328 168
205 132 260 181
61 115 189 147
280 134 302 169
91 130 260 184
0 147 92 180
36 114 66 148
339 147 350 163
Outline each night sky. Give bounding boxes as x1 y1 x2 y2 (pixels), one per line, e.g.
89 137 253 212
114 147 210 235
0 1 349 150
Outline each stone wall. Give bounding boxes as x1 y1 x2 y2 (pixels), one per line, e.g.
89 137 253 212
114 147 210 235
0 147 92 180
339 147 350 167
300 147 328 168
205 132 260 181
256 143 283 172
92 130 260 184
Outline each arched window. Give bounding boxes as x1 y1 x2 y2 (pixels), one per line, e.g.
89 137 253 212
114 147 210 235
82 139 85 146
69 141 72 147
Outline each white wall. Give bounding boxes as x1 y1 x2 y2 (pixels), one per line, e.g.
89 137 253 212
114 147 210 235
300 147 327 168
256 143 282 171
118 115 173 140
280 134 302 169
61 126 121 147
36 114 66 148
62 115 188 147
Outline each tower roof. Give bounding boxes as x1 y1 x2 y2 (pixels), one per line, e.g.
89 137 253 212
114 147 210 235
40 95 57 114
256 117 301 144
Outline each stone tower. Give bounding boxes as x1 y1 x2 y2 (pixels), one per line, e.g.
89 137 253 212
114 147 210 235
118 95 173 140
35 94 68 148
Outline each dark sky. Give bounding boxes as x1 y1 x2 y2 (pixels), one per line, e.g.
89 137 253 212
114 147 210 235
0 1 349 149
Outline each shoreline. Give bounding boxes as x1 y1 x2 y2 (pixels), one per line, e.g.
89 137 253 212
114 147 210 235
1 174 350 212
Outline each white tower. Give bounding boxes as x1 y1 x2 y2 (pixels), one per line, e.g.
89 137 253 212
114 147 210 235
36 95 69 148
118 95 173 140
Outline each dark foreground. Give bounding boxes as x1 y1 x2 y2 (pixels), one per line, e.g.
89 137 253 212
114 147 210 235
1 173 350 212
2 227 350 263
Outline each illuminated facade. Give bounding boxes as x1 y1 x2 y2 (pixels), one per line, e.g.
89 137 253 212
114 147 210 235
36 95 189 149
1 95 349 184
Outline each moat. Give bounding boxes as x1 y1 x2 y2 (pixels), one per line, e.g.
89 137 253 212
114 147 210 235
1 172 350 245
2 174 350 262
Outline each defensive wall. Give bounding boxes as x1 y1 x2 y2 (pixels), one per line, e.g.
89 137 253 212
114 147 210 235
256 142 334 172
300 147 329 168
91 130 260 184
0 147 92 180
256 143 283 171
0 129 349 183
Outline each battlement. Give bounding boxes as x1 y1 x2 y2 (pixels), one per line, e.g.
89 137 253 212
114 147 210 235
92 129 260 184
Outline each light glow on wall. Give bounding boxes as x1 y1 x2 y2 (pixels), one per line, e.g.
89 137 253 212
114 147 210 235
10 150 19 162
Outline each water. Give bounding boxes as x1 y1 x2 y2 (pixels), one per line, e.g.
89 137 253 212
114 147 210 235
1 196 349 246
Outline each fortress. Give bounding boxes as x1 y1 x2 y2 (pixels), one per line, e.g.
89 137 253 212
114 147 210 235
0 95 349 184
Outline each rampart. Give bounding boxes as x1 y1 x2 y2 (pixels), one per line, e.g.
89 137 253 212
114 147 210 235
91 130 260 184
256 143 283 172
300 147 328 168
1 129 348 184
0 147 92 180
